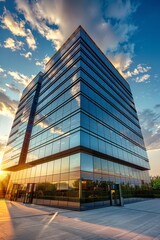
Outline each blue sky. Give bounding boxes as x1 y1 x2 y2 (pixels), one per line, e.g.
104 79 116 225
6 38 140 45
0 0 160 175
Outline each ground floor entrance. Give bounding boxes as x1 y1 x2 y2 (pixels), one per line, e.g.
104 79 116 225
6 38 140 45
110 184 123 206
9 181 123 209
10 183 36 204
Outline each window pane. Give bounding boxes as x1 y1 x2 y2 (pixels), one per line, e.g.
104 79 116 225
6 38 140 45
41 163 47 176
93 157 101 173
70 154 80 172
81 153 93 172
70 132 80 148
54 159 61 174
61 156 69 173
47 161 54 175
101 159 108 174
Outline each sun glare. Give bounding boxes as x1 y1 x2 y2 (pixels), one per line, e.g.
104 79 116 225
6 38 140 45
0 170 7 180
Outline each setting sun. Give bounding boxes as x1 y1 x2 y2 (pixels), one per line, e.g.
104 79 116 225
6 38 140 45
0 158 8 180
0 170 7 180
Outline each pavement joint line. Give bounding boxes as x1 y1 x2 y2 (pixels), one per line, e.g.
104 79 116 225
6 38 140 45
123 207 160 215
1 200 160 239
0 212 56 220
8 202 74 213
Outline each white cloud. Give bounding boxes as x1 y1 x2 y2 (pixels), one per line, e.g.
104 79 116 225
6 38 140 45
8 71 35 87
5 83 20 94
20 51 32 59
108 52 132 76
1 8 37 50
0 67 4 73
15 0 137 54
139 108 160 150
105 0 138 20
1 1 141 82
35 61 43 67
0 92 18 117
0 137 7 163
43 55 50 65
123 64 151 79
1 8 26 36
4 37 15 50
0 67 7 79
4 37 24 51
0 87 6 93
135 74 150 83
26 29 37 50
35 55 50 69
136 64 151 74
15 0 63 49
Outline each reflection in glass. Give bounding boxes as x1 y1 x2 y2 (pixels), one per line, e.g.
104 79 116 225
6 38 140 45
93 157 101 173
101 159 108 174
59 181 69 190
69 171 80 180
60 136 69 151
35 165 41 177
45 143 53 157
68 180 79 200
70 131 80 148
81 153 93 172
81 131 90 148
61 156 69 173
47 161 54 175
60 173 69 181
54 159 61 174
70 154 80 172
41 163 47 176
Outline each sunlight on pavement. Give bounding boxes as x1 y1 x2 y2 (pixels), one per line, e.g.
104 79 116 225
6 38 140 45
48 212 58 224
0 200 15 238
0 200 159 239
36 212 58 239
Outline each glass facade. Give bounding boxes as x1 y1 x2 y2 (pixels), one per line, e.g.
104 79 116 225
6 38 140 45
2 26 150 210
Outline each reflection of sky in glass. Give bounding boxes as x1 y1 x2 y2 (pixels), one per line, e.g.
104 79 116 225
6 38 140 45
70 153 80 172
81 153 93 172
61 157 69 173
9 151 150 188
41 162 47 176
94 157 101 173
54 159 61 174
71 73 80 106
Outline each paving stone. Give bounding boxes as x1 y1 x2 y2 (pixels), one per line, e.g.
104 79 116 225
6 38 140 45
0 199 160 240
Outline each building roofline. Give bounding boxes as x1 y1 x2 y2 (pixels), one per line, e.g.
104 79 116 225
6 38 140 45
45 25 83 67
45 25 129 85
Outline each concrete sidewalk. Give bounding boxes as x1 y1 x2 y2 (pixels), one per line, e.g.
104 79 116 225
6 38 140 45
0 199 160 240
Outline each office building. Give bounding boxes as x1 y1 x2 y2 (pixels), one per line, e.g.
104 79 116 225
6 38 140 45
2 26 150 209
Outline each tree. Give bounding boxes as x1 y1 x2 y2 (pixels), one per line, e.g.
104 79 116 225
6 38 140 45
0 173 10 197
151 176 160 190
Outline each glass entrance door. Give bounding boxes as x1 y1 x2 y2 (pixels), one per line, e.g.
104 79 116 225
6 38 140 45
23 183 36 204
111 189 120 206
110 184 123 206
10 184 19 201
